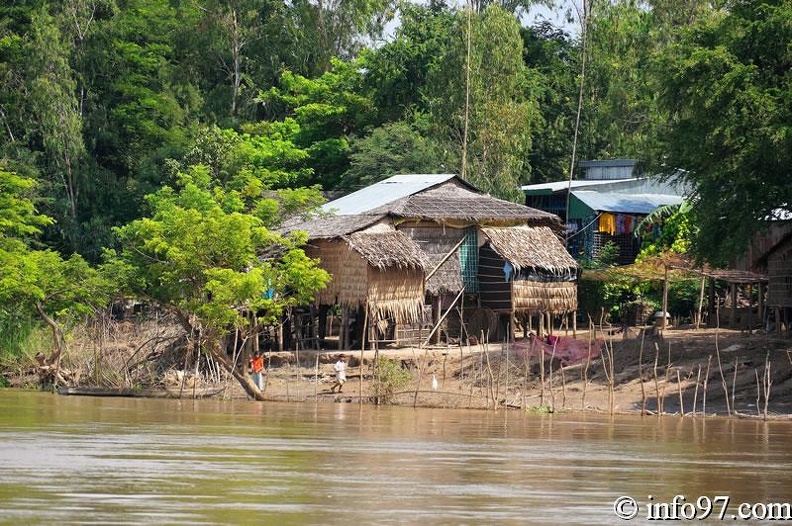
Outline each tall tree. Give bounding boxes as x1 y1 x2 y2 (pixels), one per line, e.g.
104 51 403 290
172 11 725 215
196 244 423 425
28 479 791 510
111 166 328 400
581 1 662 161
0 167 109 379
521 21 579 183
258 59 379 188
363 2 456 123
654 0 792 264
426 6 541 200
341 119 450 189
26 8 85 221
288 0 396 74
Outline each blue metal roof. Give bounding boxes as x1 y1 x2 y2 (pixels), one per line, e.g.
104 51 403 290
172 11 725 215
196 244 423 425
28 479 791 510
573 191 683 214
322 174 457 215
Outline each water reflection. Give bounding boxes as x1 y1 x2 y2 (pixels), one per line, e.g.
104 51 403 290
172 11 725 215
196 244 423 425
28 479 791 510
1 390 791 525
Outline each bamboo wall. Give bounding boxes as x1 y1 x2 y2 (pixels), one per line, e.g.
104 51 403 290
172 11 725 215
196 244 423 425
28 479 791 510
305 240 367 306
767 238 792 308
512 281 578 314
306 239 424 324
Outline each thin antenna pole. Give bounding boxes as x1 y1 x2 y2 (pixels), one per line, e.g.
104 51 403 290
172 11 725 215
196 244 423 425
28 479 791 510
461 1 472 180
565 0 591 248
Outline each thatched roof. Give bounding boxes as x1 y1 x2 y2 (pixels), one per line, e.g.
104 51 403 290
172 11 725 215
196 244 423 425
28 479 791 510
279 214 384 239
375 182 562 228
345 231 426 271
482 226 578 273
583 253 767 284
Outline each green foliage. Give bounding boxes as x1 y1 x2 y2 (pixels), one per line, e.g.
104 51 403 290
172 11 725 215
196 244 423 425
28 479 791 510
0 168 53 240
341 119 450 190
653 1 792 264
636 202 696 260
258 60 379 188
425 6 541 201
580 240 619 270
667 278 703 320
111 166 329 344
582 2 664 161
362 3 456 122
0 168 110 362
371 357 412 404
520 22 578 184
178 124 324 227
0 308 37 359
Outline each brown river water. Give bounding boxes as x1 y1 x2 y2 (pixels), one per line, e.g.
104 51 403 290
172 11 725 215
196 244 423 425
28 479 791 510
1 389 791 525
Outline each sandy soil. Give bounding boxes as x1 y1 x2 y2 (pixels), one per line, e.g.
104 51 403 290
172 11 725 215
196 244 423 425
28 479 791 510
255 326 792 418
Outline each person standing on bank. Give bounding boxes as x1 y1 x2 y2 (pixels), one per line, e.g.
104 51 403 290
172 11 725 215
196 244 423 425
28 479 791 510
249 350 265 391
331 354 347 393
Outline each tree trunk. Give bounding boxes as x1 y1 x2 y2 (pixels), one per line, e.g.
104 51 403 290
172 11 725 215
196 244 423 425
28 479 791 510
35 302 69 387
207 340 265 401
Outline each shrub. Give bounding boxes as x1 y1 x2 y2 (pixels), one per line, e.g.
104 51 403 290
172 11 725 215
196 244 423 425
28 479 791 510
371 357 412 404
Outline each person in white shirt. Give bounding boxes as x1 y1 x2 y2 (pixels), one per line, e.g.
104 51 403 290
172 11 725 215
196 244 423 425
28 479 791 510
331 355 347 393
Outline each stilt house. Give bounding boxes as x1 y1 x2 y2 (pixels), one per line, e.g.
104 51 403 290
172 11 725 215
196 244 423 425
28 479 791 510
283 174 579 347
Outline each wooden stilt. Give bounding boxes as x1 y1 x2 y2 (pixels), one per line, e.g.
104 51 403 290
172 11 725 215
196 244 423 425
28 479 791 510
729 283 738 328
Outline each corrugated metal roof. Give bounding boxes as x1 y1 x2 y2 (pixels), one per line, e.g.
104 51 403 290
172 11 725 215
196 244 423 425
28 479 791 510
520 179 634 193
573 191 683 214
322 174 457 215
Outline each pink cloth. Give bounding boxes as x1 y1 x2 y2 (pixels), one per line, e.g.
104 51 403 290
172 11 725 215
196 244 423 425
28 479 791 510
513 336 603 367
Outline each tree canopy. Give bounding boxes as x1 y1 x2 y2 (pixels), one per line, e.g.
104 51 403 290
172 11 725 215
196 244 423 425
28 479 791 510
654 0 792 264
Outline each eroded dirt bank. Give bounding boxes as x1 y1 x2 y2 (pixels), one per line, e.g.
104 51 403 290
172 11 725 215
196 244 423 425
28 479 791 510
6 319 792 418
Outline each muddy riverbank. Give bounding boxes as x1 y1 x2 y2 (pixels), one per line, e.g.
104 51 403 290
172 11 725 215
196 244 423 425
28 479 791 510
5 318 792 418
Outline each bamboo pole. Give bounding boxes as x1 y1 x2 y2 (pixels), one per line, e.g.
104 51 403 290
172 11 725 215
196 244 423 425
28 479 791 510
423 287 465 347
692 365 701 417
314 353 319 400
696 276 706 329
359 305 367 405
661 264 669 337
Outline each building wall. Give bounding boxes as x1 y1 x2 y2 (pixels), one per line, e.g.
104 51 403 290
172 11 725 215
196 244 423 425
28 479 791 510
478 244 512 313
766 237 792 308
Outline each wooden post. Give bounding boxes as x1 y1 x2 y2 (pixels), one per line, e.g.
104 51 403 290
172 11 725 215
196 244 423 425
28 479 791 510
729 283 738 328
757 282 764 329
318 304 329 343
776 307 782 337
572 311 577 338
339 309 348 350
661 264 669 336
359 304 368 404
708 278 716 326
431 295 441 345
696 275 706 330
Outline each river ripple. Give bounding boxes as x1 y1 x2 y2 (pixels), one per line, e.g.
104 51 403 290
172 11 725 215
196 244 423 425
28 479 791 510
1 390 791 525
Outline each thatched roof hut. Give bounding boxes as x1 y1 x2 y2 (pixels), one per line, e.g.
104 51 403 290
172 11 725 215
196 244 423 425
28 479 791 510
479 226 579 314
304 229 425 324
284 175 577 344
